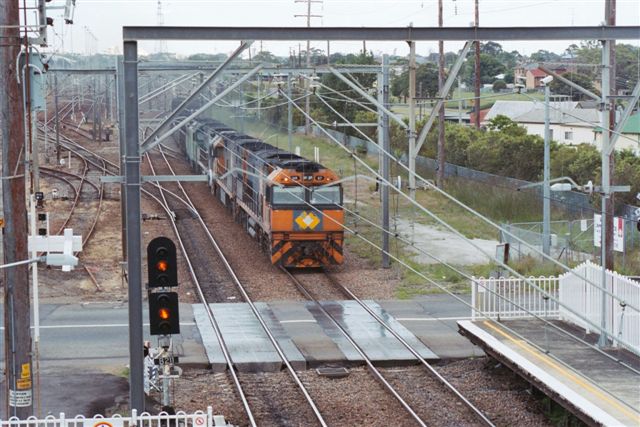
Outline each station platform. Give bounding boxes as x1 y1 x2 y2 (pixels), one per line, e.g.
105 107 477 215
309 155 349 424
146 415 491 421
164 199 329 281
193 299 481 373
458 319 640 427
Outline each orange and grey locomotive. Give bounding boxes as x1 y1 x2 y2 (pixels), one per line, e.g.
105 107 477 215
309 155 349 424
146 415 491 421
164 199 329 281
179 118 344 268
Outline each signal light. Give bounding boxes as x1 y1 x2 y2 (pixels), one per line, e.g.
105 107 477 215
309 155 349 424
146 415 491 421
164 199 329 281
149 291 180 336
147 236 177 288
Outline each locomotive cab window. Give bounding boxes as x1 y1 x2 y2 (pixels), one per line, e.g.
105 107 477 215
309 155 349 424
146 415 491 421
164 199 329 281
272 186 305 205
311 186 341 206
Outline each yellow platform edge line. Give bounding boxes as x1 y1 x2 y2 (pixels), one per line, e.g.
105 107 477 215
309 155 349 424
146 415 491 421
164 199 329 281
482 320 640 423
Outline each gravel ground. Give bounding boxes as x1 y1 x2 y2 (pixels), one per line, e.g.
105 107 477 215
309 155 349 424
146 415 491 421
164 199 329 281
171 359 552 427
158 139 404 303
32 129 555 427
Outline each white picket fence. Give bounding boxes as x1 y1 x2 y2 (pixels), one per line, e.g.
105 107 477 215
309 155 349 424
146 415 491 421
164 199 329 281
471 276 560 320
471 261 640 353
559 260 640 352
0 408 230 427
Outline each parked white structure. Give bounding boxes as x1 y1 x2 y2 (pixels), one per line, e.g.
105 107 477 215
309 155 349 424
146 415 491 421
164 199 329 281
471 261 640 354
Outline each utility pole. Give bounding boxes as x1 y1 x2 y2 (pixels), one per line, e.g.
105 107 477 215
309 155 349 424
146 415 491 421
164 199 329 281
294 0 322 135
598 39 611 348
542 79 552 256
287 73 293 151
436 0 446 188
474 0 481 128
598 0 616 348
1 0 34 418
381 54 391 268
54 73 60 164
326 41 330 65
604 0 616 272
92 78 97 142
457 76 462 124
408 41 417 201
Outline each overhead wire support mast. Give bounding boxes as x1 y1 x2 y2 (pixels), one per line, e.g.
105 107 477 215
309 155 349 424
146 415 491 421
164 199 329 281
120 24 640 412
294 0 322 135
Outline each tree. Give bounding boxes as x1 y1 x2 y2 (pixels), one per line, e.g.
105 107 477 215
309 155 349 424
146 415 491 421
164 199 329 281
492 80 507 92
252 50 281 64
481 41 504 56
187 53 228 62
530 49 561 62
460 53 506 85
316 51 377 135
391 62 439 99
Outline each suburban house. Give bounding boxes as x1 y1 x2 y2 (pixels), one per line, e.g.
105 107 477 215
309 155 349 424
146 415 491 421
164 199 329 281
594 112 640 154
515 108 601 146
482 100 640 154
483 100 578 122
514 63 569 90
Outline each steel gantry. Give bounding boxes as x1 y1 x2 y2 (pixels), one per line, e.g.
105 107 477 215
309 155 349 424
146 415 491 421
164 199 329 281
120 24 640 412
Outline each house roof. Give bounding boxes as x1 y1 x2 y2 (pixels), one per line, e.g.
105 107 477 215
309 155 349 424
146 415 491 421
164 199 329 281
594 112 640 135
529 68 548 78
514 108 601 127
483 100 578 122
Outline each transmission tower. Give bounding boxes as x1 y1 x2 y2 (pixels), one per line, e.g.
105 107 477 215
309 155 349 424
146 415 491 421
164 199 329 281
155 0 167 53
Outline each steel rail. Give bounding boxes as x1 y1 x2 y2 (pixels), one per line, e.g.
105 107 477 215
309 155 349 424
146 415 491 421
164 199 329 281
39 168 78 200
151 146 329 427
321 271 496 426
280 267 429 427
143 152 258 427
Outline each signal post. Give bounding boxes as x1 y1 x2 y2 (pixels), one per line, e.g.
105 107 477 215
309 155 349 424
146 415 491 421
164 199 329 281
147 237 180 409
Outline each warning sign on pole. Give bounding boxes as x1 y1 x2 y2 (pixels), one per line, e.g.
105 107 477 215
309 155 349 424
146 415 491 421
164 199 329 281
593 214 625 252
9 390 32 407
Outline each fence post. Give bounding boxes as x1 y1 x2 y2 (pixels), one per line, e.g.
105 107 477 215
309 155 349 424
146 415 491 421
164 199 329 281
131 409 137 427
207 407 213 427
471 277 476 321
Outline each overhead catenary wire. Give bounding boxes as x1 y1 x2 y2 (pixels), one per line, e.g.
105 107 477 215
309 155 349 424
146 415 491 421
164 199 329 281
205 128 640 416
197 72 637 316
306 89 640 316
207 115 640 381
276 88 640 352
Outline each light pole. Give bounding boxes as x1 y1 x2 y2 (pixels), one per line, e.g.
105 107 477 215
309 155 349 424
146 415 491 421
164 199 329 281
541 75 553 257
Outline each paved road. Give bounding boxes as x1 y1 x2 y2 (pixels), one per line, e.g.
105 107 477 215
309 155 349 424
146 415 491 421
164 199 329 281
0 295 476 417
0 303 205 418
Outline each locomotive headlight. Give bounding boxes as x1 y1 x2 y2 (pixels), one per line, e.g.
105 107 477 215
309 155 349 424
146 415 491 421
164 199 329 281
315 176 324 181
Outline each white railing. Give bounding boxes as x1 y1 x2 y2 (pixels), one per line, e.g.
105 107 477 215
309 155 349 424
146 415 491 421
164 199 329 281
0 408 230 427
559 260 640 352
471 276 560 320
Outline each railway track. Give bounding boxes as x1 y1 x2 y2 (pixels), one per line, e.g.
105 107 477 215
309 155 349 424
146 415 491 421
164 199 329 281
152 139 496 426
283 268 496 426
145 146 329 426
43 109 508 425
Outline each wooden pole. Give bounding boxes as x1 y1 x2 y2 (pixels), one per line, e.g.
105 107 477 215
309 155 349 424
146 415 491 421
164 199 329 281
1 0 34 417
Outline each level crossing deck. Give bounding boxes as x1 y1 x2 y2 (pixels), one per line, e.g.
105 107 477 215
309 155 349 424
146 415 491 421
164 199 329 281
458 319 640 427
193 299 484 372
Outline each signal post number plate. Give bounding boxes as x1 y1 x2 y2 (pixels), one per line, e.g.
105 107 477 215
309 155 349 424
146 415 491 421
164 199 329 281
9 390 32 407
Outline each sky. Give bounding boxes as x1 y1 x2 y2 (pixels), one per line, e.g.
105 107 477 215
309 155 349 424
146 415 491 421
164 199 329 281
41 0 640 58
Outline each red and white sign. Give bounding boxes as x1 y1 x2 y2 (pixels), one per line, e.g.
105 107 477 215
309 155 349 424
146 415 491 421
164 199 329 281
593 214 625 252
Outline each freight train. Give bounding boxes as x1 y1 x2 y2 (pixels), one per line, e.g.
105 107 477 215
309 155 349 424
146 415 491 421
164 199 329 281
177 118 344 268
